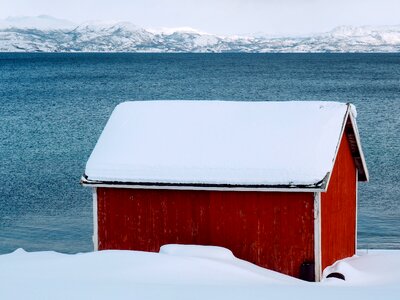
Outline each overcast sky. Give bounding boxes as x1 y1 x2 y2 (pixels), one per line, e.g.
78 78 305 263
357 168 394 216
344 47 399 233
1 0 399 35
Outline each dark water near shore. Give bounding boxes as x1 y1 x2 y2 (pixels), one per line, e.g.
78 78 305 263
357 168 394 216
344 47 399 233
0 53 399 253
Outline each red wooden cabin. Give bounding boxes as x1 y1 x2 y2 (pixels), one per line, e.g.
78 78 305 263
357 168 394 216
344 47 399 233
82 100 368 281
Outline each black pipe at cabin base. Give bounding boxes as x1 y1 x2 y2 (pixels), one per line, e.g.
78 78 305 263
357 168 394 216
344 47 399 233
326 272 346 280
300 262 315 282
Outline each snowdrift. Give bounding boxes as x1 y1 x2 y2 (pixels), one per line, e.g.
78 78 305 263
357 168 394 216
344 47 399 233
0 245 399 299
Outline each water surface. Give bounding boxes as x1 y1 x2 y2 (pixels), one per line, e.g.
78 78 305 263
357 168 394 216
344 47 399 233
0 53 399 253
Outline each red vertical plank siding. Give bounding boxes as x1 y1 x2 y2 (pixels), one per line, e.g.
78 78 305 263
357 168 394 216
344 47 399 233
208 191 315 278
321 133 357 271
97 188 314 278
97 189 211 251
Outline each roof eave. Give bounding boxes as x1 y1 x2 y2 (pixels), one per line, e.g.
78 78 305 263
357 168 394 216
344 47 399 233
324 104 369 190
80 175 327 193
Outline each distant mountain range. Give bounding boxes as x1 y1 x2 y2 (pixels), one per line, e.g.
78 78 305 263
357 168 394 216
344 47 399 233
1 16 400 52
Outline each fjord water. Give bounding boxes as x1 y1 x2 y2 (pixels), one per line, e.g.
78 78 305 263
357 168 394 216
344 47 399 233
0 53 399 253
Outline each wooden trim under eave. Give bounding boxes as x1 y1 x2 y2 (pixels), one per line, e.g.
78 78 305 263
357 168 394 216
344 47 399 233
80 176 327 193
314 192 322 282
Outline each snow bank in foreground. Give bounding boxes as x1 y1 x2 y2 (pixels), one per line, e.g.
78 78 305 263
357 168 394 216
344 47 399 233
0 247 399 300
323 250 400 285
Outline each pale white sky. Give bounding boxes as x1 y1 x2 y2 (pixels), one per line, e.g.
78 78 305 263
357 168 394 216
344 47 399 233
1 0 399 35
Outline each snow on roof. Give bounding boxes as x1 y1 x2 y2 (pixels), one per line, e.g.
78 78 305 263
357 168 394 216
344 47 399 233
1 246 400 300
84 100 359 189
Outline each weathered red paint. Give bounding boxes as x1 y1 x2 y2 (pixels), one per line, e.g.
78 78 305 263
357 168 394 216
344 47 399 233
97 188 315 278
321 133 357 271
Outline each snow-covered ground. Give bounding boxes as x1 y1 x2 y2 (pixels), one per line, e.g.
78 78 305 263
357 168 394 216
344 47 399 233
1 245 399 299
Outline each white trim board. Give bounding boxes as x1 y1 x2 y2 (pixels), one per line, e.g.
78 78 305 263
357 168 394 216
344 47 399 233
355 169 358 251
314 192 322 282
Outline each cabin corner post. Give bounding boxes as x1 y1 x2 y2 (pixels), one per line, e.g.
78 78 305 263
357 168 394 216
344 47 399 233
355 170 358 251
92 187 98 251
314 192 322 281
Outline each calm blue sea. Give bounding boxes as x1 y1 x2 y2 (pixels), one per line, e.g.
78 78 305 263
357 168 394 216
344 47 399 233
0 53 399 253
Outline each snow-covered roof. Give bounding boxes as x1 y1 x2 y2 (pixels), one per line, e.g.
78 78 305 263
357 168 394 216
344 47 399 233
83 100 368 190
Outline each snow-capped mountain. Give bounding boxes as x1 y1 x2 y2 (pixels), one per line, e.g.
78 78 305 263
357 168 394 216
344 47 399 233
1 16 399 52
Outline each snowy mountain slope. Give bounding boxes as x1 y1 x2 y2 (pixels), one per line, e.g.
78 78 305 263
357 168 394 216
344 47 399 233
0 17 399 52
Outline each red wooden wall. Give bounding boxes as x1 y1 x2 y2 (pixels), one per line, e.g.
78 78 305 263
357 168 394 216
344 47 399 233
97 188 315 278
321 133 357 271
